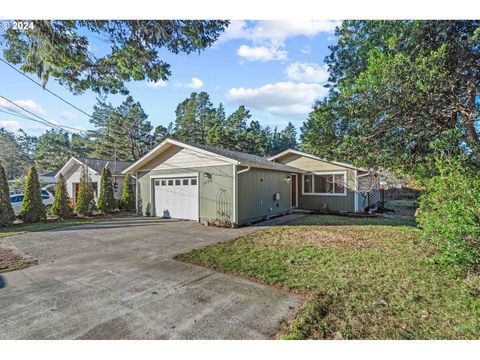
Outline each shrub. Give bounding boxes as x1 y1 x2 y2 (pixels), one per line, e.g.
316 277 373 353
120 175 135 211
19 166 46 223
97 168 115 213
51 173 73 218
417 158 480 273
74 166 94 216
0 162 15 227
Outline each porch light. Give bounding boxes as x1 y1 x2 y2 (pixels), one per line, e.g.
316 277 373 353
204 172 212 180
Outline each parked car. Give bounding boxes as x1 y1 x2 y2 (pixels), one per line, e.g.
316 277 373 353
9 189 55 216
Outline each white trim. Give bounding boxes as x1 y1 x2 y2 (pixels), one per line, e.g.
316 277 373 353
142 162 229 172
150 172 198 179
123 138 239 174
233 164 237 225
290 173 298 208
150 172 200 221
301 171 348 197
268 149 365 171
354 170 359 212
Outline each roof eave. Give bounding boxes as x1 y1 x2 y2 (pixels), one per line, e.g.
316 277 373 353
122 138 240 174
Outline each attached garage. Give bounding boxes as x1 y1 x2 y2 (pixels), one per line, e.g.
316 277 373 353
152 176 198 220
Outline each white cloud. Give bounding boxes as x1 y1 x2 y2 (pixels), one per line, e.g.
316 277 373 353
286 62 329 83
220 20 339 45
301 45 311 54
0 98 47 117
227 81 328 116
186 77 204 89
176 77 204 89
147 80 168 88
219 20 340 62
60 111 77 121
237 45 287 62
0 120 22 132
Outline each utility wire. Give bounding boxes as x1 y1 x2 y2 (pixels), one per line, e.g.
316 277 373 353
0 94 80 133
0 105 37 121
0 57 93 120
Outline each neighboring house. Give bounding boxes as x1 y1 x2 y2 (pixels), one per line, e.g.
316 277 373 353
269 149 380 213
39 171 58 185
123 138 380 227
56 157 134 204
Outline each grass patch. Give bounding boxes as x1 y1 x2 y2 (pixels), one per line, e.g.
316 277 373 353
0 219 94 240
0 246 38 273
177 211 480 339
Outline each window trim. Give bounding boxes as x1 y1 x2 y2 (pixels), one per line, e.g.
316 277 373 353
302 171 348 196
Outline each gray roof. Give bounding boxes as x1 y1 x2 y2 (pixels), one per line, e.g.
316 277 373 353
77 157 133 176
176 140 305 173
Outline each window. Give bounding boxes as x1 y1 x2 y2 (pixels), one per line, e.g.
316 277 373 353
175 179 181 186
303 174 313 193
168 180 173 186
155 180 160 186
183 179 189 185
314 174 333 193
303 173 346 195
190 178 197 186
161 180 166 186
10 195 23 203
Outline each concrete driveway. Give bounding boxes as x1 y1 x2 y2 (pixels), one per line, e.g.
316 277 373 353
0 217 302 339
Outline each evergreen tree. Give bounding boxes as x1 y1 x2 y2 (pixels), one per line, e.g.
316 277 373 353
74 166 94 216
97 168 115 213
51 173 73 218
0 162 15 227
174 92 218 144
205 103 227 147
120 175 135 211
279 122 298 151
0 128 32 180
33 129 73 172
19 166 46 223
89 96 153 161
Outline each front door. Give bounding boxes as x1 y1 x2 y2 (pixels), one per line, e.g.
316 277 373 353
291 174 297 208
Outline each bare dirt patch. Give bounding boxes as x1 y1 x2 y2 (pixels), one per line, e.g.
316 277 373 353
0 246 38 272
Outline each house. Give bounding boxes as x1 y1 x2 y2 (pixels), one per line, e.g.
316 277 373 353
39 171 57 185
123 138 380 227
269 149 380 213
56 157 134 204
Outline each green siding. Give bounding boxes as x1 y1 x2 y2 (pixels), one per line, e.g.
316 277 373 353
297 170 355 212
136 165 234 222
237 167 293 223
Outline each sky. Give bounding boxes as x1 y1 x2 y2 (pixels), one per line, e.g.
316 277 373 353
0 20 340 136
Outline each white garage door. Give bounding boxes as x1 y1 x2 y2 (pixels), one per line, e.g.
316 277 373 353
153 177 198 220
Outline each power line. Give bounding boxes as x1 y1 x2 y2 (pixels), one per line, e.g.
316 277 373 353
0 57 93 120
0 94 80 134
0 106 36 121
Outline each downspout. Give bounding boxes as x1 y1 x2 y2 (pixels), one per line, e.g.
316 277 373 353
130 171 139 216
234 165 251 227
236 165 251 175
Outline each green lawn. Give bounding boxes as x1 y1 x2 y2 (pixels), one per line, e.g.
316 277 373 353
0 219 94 240
177 202 480 339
